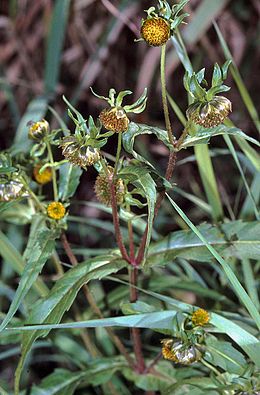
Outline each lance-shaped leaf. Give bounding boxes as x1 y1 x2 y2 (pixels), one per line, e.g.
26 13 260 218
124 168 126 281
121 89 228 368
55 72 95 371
0 216 59 332
14 255 127 393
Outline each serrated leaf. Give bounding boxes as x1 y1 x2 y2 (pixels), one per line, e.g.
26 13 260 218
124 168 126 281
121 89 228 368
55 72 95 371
122 122 172 167
119 163 157 262
178 125 260 150
0 216 58 332
14 255 127 393
58 163 82 201
147 220 260 264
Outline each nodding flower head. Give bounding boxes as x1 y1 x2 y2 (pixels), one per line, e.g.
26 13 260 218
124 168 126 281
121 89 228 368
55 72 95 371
91 87 147 133
94 166 125 206
161 339 202 365
140 0 189 47
60 135 100 168
28 119 49 141
184 61 232 128
47 201 66 220
33 164 52 185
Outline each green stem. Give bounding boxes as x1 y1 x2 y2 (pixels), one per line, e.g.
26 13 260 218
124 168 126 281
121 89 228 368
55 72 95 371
113 132 122 178
160 44 174 146
46 141 58 201
201 358 223 378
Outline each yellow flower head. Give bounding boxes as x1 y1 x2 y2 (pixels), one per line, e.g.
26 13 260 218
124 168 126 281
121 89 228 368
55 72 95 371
47 201 66 220
33 164 52 185
99 107 129 133
141 17 170 47
191 308 210 326
28 119 49 141
94 166 125 206
161 339 178 362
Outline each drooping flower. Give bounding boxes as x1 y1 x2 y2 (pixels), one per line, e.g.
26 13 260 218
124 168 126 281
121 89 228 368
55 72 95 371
60 136 100 168
33 164 52 185
47 201 66 220
161 339 202 365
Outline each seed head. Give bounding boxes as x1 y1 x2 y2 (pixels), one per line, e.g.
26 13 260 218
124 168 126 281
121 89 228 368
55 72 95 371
0 181 28 201
191 308 210 326
28 119 49 141
186 96 232 128
161 339 202 365
33 164 52 185
60 136 100 168
141 17 170 47
94 167 125 206
99 107 129 133
47 201 66 220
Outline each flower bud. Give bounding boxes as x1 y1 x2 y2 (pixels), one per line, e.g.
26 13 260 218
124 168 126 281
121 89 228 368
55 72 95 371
28 119 49 141
141 17 170 47
99 107 129 133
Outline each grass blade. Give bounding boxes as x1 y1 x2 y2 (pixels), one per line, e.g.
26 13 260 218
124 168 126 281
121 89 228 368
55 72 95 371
44 0 71 94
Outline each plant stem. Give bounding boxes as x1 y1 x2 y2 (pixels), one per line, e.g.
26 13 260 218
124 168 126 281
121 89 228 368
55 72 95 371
46 141 58 201
60 232 135 369
113 132 122 179
130 266 146 373
143 352 162 374
161 44 174 146
110 182 131 263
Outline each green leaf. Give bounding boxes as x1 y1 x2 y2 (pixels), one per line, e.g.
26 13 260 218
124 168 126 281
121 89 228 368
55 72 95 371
122 122 172 167
120 162 157 261
178 125 260 150
0 230 48 297
205 336 247 374
147 220 260 264
0 216 58 332
165 194 260 330
14 255 127 394
44 0 71 94
58 163 82 201
211 63 222 87
30 369 84 395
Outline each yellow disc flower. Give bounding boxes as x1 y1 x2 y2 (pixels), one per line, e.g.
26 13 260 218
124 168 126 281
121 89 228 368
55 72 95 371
33 164 52 185
47 201 66 220
141 17 170 47
191 308 210 326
